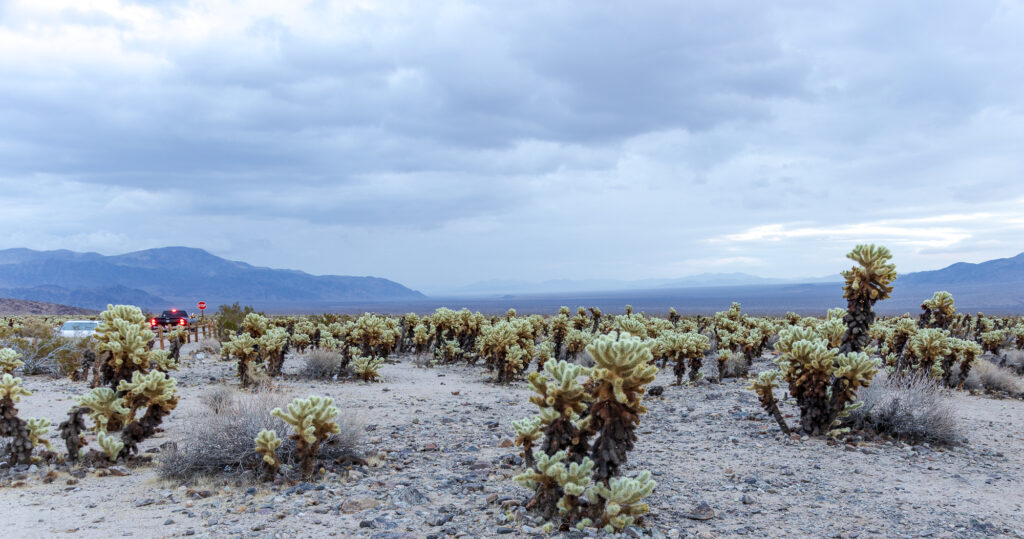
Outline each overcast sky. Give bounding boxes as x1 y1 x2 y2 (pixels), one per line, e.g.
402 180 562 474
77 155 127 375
1 1 1022 293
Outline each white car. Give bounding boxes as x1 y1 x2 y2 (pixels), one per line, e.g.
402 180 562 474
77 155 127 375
58 320 100 338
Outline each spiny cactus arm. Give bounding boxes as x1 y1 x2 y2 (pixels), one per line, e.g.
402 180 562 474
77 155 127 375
26 417 52 450
76 387 129 433
97 431 124 462
587 470 656 532
149 349 178 372
255 428 283 468
117 370 179 416
0 348 24 374
0 373 31 402
748 370 791 434
832 352 879 410
842 244 898 302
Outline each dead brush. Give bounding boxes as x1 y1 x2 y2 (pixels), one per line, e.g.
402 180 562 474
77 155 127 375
965 359 1024 395
300 349 347 379
844 372 961 445
159 391 363 482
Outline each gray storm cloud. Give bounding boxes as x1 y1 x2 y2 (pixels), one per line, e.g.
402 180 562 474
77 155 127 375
0 0 1022 292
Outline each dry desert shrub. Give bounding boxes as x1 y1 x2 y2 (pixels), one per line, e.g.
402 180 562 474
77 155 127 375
200 385 236 415
845 372 961 445
999 349 1024 375
966 359 1024 394
198 338 221 356
300 349 346 379
160 390 362 482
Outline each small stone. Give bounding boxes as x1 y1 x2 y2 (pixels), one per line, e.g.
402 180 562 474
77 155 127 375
495 527 515 534
163 519 174 525
498 439 514 448
685 502 715 520
741 494 755 505
108 466 130 477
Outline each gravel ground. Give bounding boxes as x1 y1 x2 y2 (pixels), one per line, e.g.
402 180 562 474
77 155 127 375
2 345 1023 538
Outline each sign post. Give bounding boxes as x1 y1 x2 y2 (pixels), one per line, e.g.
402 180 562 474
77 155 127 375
198 301 206 321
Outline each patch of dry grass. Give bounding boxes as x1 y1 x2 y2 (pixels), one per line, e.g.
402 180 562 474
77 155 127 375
160 389 362 482
845 372 961 445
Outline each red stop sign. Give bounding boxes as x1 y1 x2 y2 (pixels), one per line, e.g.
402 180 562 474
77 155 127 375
198 301 207 310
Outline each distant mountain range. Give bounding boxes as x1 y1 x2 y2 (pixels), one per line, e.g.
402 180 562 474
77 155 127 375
0 247 424 310
444 272 838 295
0 297 96 316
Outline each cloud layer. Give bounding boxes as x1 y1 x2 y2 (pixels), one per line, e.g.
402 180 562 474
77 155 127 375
1 0 1023 292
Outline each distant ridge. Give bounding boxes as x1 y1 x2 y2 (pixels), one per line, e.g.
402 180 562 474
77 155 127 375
0 247 424 310
0 297 96 316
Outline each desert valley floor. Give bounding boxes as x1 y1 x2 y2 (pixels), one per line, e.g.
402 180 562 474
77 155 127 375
2 342 1023 538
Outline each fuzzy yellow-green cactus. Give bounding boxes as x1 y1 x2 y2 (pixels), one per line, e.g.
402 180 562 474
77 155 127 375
223 333 262 388
514 449 596 520
0 348 24 375
352 356 384 382
921 291 956 329
255 428 282 480
840 245 897 353
259 327 289 376
658 331 709 385
241 312 269 338
149 349 178 373
747 370 790 434
0 373 31 403
117 370 179 456
615 316 647 338
587 470 656 532
76 387 129 433
25 417 52 451
512 416 543 467
93 304 158 388
478 319 536 383
905 328 951 378
980 330 1006 355
526 360 593 462
587 334 657 481
756 326 879 435
97 431 123 462
271 395 341 478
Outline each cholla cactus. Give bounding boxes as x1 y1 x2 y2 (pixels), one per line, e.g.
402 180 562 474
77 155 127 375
947 338 982 389
587 334 657 481
748 371 790 434
271 396 341 478
904 328 952 378
549 314 571 361
840 245 897 353
26 417 52 451
478 319 535 383
97 431 124 462
980 330 1006 355
563 329 593 362
76 387 129 433
117 371 179 457
93 304 159 388
412 323 432 355
587 471 656 532
241 312 269 338
514 450 596 521
0 373 34 464
259 327 289 376
512 416 543 468
658 332 709 385
0 348 24 375
166 328 187 362
527 360 593 462
291 332 311 353
715 349 733 383
921 291 956 329
755 327 879 435
254 429 282 480
223 333 262 388
58 406 88 461
352 356 383 382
